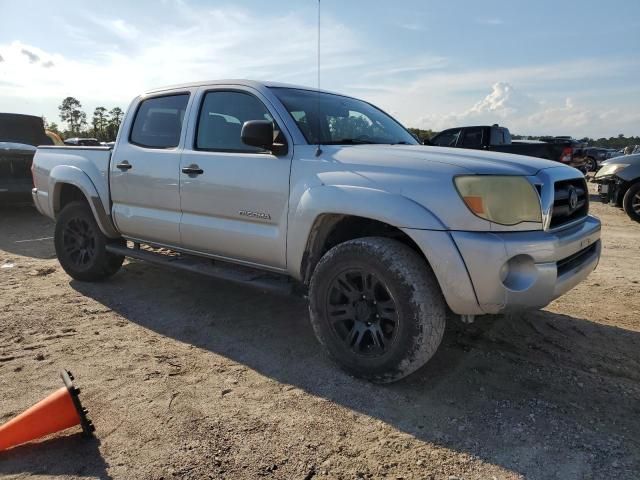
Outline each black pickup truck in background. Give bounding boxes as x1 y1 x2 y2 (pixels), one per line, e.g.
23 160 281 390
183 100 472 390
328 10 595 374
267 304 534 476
429 125 587 172
0 113 53 202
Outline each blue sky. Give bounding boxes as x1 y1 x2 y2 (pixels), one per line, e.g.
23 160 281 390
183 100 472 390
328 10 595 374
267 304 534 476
1 0 638 137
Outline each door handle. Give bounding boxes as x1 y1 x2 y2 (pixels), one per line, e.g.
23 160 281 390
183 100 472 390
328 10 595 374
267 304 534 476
182 164 204 175
116 161 132 170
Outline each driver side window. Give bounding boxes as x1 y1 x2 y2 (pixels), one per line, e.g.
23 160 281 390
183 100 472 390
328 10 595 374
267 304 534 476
196 91 276 152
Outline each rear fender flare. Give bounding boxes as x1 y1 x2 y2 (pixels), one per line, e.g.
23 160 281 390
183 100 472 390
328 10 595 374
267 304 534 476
49 165 119 238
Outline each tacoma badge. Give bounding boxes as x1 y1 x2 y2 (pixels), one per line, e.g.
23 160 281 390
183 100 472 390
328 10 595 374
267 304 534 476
239 210 271 220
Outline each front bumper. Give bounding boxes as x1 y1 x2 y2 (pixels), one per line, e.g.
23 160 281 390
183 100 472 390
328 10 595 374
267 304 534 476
405 215 601 316
594 175 624 205
451 216 601 314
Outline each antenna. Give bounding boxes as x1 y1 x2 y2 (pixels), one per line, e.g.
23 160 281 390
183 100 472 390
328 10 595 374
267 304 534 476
315 0 323 157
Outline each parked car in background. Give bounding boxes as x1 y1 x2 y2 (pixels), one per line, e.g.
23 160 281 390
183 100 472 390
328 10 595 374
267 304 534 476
594 154 640 222
31 80 600 382
583 147 611 172
429 125 587 172
608 149 625 159
0 113 53 202
63 137 102 146
539 136 586 162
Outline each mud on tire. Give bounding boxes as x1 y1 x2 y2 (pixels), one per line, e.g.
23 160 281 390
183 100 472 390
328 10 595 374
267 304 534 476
309 237 446 383
54 201 125 281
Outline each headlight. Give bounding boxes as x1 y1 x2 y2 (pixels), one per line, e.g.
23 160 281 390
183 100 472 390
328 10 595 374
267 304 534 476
454 176 542 225
595 163 629 178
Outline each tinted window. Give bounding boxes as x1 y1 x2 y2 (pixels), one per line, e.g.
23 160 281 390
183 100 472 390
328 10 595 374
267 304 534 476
130 94 189 148
490 128 502 145
460 128 484 148
196 91 276 152
432 129 461 147
271 87 417 145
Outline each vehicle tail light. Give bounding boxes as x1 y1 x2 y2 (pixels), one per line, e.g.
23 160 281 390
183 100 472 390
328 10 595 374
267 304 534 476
559 147 573 163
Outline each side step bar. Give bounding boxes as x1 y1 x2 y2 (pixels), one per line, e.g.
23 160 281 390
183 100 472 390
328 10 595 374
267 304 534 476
105 243 301 297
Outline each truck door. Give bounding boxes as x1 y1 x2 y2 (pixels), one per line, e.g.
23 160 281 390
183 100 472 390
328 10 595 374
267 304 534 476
110 93 192 246
178 87 293 270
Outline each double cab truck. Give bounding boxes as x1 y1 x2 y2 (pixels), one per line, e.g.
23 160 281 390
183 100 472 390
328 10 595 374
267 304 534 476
429 125 587 172
32 80 601 382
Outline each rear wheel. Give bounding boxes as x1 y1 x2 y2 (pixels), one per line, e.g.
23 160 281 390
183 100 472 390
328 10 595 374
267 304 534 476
54 201 125 281
622 182 640 222
309 237 446 383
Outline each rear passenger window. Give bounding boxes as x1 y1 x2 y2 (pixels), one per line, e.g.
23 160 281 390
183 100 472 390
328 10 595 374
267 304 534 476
130 94 189 148
196 91 277 152
490 127 509 146
460 128 484 148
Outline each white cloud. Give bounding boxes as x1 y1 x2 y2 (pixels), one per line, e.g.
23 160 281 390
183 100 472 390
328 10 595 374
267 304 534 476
407 82 640 137
464 82 536 118
0 5 364 122
350 58 640 138
0 3 637 138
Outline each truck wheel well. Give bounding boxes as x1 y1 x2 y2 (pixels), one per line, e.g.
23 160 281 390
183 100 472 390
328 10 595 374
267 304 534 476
301 214 426 284
56 184 88 215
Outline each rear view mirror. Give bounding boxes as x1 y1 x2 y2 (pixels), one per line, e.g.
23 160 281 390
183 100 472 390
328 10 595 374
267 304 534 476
241 120 273 150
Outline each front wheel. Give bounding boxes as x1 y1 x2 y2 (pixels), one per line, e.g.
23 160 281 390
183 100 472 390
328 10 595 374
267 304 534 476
54 201 125 281
622 182 640 222
309 237 446 383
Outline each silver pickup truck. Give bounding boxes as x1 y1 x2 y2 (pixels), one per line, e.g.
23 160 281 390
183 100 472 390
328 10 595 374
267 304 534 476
32 80 601 382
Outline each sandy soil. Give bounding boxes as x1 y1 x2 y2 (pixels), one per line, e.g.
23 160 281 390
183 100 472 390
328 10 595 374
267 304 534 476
0 185 639 480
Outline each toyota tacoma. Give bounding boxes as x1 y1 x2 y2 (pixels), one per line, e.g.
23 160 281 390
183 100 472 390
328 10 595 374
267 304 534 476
31 80 601 382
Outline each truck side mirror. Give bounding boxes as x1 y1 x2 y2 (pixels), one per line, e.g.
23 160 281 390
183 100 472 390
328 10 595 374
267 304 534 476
241 120 274 150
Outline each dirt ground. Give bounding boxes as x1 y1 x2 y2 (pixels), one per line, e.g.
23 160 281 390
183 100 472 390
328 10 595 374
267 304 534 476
0 184 638 480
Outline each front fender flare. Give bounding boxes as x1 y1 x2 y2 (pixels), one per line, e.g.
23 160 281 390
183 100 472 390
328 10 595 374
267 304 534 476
49 165 119 238
287 184 445 280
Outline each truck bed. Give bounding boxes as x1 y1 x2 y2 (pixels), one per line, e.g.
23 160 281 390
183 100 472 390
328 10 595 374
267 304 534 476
31 146 112 218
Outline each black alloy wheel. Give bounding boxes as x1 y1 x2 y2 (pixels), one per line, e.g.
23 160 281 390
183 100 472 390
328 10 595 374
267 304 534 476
62 217 97 268
54 201 125 281
326 269 399 357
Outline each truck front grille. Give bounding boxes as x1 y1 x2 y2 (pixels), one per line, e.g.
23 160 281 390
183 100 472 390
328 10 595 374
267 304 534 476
550 178 589 228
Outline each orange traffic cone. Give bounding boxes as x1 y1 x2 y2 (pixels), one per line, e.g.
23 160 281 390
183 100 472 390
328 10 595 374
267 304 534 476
0 370 94 451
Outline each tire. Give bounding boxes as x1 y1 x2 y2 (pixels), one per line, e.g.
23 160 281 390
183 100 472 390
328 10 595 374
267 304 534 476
309 237 446 383
622 182 640 223
54 201 125 281
586 157 597 172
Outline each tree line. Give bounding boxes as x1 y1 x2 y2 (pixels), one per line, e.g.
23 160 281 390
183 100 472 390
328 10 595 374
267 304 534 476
45 97 124 142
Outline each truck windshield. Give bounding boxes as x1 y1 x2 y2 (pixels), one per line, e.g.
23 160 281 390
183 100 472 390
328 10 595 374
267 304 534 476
270 87 418 146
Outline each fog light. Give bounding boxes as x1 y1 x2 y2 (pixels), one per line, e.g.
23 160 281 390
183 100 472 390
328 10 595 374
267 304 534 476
500 255 537 291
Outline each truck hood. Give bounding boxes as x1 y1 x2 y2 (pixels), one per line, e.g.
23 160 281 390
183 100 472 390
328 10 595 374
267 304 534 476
332 144 564 176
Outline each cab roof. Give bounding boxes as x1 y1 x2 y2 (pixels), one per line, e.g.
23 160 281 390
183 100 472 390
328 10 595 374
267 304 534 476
144 79 340 96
